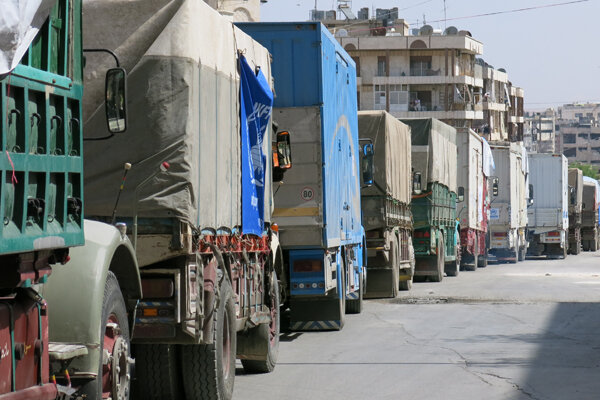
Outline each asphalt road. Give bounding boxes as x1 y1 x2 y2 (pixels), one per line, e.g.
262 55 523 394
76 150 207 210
234 251 600 400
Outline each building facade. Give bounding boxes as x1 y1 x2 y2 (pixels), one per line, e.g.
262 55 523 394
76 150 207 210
524 109 556 154
324 16 524 142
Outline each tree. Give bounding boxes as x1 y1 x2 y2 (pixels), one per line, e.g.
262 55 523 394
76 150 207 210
569 162 600 180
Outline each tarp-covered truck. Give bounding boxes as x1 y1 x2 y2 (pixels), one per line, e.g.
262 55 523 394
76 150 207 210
238 22 367 331
35 1 288 399
456 129 495 270
359 111 414 296
489 143 529 263
582 176 600 251
526 154 569 259
403 118 458 281
568 168 583 254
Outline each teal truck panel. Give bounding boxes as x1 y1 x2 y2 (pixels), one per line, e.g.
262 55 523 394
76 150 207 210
0 0 84 256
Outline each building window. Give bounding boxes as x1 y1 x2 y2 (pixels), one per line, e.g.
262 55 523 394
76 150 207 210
410 56 432 76
377 56 387 77
374 84 386 110
563 134 576 144
389 84 409 111
563 148 576 157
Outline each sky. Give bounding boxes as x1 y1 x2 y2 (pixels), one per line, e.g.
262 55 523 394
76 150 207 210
260 0 599 111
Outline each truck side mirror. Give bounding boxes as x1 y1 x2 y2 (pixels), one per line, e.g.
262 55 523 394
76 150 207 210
457 186 465 203
361 142 374 187
569 186 576 205
413 172 422 193
492 177 499 197
274 131 292 169
105 67 127 133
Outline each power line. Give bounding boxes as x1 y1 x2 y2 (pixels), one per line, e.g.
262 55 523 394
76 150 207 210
425 0 589 25
343 0 588 34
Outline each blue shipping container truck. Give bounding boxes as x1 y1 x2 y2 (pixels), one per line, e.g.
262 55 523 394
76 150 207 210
238 22 366 330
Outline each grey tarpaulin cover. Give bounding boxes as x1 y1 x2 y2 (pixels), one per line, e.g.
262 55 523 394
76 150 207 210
0 0 55 74
401 118 457 193
358 111 411 205
82 0 273 230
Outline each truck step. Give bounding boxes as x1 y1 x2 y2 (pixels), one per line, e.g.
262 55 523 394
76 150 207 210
48 342 88 361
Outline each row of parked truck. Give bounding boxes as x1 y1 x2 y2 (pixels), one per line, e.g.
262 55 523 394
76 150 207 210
2 1 600 399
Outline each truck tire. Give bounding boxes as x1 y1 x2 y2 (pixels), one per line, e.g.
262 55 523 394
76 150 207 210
241 271 280 373
518 245 526 261
477 253 488 268
81 272 132 400
132 344 182 400
180 275 236 400
445 245 459 277
391 240 399 297
430 236 444 283
346 269 364 314
399 242 414 291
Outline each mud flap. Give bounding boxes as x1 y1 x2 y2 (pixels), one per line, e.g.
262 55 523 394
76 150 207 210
364 268 395 299
289 298 343 331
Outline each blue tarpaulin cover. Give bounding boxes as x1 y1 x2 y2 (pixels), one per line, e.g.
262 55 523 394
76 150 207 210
239 55 273 236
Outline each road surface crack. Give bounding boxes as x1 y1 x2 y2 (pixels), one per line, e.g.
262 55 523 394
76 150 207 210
475 371 542 400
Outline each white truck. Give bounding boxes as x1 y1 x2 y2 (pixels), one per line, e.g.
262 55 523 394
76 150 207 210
488 143 530 263
526 154 569 258
456 128 495 270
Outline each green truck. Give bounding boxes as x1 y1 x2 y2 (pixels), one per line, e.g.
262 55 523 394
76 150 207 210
403 119 459 282
0 1 136 399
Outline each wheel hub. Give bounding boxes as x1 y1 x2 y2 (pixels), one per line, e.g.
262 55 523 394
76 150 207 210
102 318 131 400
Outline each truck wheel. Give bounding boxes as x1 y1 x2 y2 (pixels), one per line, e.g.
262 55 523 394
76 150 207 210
132 344 182 400
346 269 364 314
583 240 590 251
241 271 280 373
518 245 527 261
399 243 414 291
81 272 132 400
391 240 399 297
477 253 488 268
181 275 236 400
445 246 459 277
430 236 444 283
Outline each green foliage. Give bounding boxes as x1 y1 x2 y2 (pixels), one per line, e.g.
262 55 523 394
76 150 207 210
570 163 600 180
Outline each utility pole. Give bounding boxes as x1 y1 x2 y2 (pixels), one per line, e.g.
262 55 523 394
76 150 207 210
443 0 447 29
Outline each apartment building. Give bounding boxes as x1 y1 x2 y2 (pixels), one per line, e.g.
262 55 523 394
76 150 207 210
558 123 600 166
324 15 524 141
559 102 600 123
524 109 556 154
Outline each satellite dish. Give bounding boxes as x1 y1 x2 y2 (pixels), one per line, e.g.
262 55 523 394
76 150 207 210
335 29 349 37
498 68 506 73
419 24 433 36
444 26 458 35
458 30 472 37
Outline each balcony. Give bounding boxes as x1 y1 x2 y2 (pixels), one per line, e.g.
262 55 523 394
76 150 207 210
370 74 483 87
482 101 507 112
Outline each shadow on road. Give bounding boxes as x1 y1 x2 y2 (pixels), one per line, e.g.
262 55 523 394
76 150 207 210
468 302 600 399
